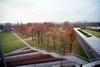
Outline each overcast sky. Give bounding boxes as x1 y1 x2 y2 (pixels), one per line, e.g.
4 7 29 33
0 0 100 23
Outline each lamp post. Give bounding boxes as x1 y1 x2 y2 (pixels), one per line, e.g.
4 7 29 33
0 39 7 67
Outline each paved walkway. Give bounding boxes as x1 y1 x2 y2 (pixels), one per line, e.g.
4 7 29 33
12 31 89 66
15 60 74 67
83 60 100 67
62 55 88 64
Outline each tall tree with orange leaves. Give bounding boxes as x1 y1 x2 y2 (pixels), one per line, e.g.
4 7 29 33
44 22 54 49
59 30 68 55
50 26 60 51
39 24 46 46
64 27 76 53
29 24 37 42
20 23 29 37
45 29 51 49
34 23 42 45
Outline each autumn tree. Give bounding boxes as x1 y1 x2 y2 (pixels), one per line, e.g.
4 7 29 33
59 30 68 55
40 24 46 46
33 23 46 46
31 23 44 45
15 21 19 32
25 23 32 36
45 29 51 49
44 22 54 49
20 23 29 37
28 22 52 46
64 27 76 53
14 21 76 54
50 26 60 51
15 23 24 35
15 21 31 38
29 24 37 42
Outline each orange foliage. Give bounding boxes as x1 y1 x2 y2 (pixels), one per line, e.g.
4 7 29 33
64 27 76 44
15 22 76 53
50 26 60 50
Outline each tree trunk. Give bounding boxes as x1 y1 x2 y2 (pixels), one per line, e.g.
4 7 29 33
41 37 43 46
63 47 66 55
47 37 49 49
70 44 72 53
53 38 56 51
41 32 44 46
31 35 33 41
63 43 66 55
37 31 40 45
35 35 36 43
26 33 28 38
47 39 48 49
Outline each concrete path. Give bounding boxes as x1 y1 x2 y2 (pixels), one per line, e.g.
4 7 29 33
11 31 89 65
83 60 100 67
15 60 74 67
62 55 88 64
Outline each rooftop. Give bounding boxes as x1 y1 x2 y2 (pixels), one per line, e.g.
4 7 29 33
74 28 100 56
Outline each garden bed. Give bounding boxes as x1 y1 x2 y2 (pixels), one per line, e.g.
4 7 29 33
6 54 65 66
78 29 92 37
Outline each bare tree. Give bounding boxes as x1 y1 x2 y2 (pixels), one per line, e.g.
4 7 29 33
63 21 70 30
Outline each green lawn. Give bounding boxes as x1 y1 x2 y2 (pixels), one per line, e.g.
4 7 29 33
3 41 25 53
74 40 89 60
82 29 100 38
0 32 26 54
0 32 19 44
26 40 55 52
